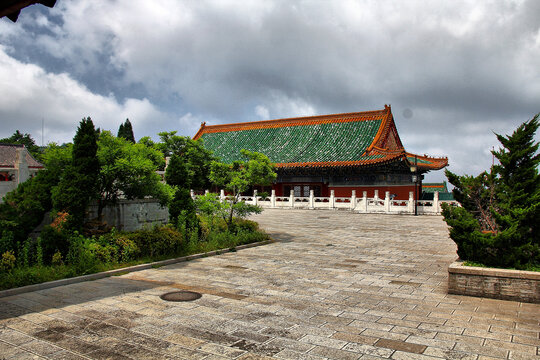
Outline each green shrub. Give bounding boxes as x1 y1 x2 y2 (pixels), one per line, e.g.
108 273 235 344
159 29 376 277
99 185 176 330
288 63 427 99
114 235 140 262
66 233 99 274
38 225 70 264
1 251 16 273
51 251 63 266
126 225 184 257
0 228 15 255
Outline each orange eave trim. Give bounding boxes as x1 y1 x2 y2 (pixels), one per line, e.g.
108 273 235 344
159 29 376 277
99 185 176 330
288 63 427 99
193 107 389 140
273 152 405 169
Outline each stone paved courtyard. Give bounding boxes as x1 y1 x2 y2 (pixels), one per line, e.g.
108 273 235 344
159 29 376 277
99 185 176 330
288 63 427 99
1 210 539 360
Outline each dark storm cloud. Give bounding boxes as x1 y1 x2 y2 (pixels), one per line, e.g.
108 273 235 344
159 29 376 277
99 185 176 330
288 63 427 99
0 0 538 182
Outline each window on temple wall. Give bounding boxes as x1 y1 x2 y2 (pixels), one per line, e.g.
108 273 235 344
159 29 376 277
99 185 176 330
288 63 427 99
0 173 8 181
285 184 321 197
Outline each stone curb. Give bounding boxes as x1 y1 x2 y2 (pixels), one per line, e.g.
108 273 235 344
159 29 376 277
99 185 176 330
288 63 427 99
0 240 273 298
448 260 540 280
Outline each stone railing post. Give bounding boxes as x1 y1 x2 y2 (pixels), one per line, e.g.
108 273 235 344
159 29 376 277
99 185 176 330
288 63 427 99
385 191 390 213
271 189 276 208
220 189 225 201
253 189 258 205
350 190 356 210
374 190 379 201
190 189 195 199
309 189 314 209
434 191 439 214
408 191 414 214
362 191 368 212
329 190 335 209
290 189 295 208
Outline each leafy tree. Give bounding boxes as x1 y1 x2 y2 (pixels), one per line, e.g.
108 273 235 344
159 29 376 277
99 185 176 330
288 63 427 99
209 149 276 228
0 130 42 160
157 131 215 190
52 117 99 229
95 131 170 220
117 119 135 143
442 114 540 270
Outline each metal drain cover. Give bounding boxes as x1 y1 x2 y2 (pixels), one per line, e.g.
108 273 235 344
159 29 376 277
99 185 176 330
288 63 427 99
160 291 202 302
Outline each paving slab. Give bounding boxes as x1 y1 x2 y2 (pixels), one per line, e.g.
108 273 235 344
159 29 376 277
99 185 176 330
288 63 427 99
0 210 539 359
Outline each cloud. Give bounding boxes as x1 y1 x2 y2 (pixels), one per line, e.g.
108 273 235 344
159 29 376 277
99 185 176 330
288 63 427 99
255 105 270 120
0 46 167 144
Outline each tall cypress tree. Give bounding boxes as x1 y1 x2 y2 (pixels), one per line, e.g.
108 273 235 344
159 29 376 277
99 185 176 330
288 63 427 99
118 119 135 143
53 117 99 229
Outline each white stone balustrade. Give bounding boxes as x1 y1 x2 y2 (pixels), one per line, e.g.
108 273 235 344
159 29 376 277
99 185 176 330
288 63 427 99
194 189 459 215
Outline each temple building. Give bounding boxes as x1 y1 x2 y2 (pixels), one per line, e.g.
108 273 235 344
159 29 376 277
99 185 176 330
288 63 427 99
193 105 448 200
0 144 44 202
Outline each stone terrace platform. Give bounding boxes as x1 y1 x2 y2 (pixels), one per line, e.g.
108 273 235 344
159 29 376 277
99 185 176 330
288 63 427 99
1 210 539 359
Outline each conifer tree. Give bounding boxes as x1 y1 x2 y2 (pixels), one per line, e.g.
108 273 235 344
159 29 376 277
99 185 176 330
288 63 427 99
53 117 99 229
442 114 540 269
117 119 135 143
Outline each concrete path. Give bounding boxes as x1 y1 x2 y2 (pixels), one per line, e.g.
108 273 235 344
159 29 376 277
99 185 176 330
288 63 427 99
1 210 538 360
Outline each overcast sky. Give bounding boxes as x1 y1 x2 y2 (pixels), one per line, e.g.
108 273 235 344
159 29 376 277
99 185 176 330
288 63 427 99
1 0 539 183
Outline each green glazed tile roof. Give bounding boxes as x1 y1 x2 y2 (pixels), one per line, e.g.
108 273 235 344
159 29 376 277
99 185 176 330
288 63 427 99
200 119 383 165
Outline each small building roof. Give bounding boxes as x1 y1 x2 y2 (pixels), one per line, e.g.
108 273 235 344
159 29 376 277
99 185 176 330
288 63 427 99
0 144 44 169
193 105 448 172
422 182 449 193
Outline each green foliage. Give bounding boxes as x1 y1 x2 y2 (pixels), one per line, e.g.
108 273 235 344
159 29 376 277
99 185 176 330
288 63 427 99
96 131 170 219
443 114 540 270
51 251 63 266
208 150 276 228
158 131 215 190
0 130 42 160
38 225 70 264
0 221 269 290
166 154 189 188
53 117 99 228
0 168 60 246
124 225 185 257
0 229 15 256
209 149 276 195
41 143 72 175
117 118 135 143
1 251 16 273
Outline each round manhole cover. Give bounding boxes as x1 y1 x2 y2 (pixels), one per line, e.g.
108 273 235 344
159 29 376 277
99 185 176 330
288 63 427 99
160 291 202 302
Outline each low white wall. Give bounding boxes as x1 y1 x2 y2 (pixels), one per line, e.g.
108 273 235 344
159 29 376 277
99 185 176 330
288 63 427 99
86 199 169 232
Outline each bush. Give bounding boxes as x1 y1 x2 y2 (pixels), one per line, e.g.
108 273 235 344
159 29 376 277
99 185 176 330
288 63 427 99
66 233 99 275
1 251 16 273
125 225 185 257
51 251 63 266
38 225 70 265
